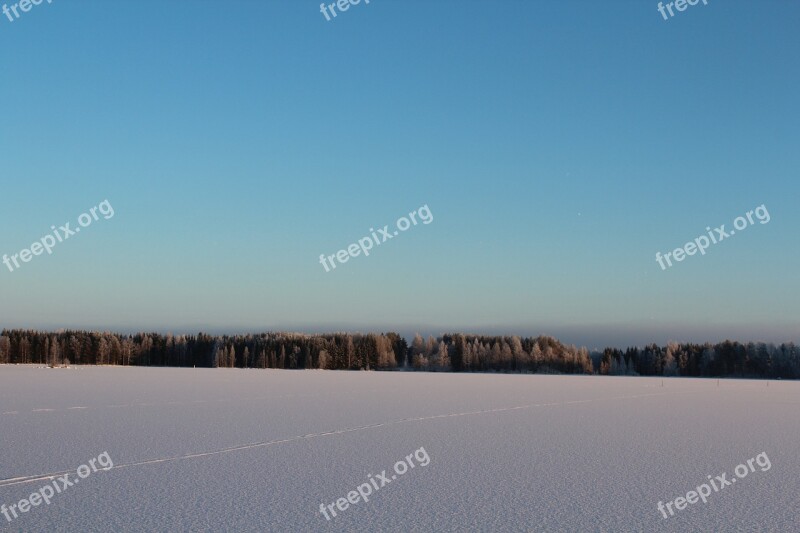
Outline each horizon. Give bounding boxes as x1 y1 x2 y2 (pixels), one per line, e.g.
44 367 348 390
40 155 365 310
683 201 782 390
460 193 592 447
1 324 795 352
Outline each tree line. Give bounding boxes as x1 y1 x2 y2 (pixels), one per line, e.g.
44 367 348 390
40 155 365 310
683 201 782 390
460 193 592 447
596 341 800 379
0 329 797 378
0 330 404 370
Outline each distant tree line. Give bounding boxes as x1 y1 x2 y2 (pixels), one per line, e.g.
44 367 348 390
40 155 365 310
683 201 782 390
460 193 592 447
594 341 800 379
414 334 593 374
0 329 797 378
0 330 404 370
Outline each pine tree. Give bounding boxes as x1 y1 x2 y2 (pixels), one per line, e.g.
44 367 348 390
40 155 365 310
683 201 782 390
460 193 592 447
510 336 524 371
663 344 678 376
437 341 450 370
531 343 542 370
426 336 437 358
462 341 472 371
211 340 221 368
98 337 110 365
346 335 355 370
501 341 513 371
0 335 9 365
412 334 425 357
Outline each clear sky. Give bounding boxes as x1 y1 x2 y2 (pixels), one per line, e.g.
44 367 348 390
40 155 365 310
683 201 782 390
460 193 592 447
1 0 797 348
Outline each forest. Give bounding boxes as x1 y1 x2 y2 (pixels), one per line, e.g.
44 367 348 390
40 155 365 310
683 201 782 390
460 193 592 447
0 329 798 379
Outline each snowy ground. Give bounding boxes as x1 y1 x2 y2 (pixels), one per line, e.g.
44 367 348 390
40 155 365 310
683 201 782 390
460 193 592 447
0 366 797 532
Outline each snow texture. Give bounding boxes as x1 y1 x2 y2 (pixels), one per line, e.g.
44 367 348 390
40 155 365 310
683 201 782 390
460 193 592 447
1 366 797 532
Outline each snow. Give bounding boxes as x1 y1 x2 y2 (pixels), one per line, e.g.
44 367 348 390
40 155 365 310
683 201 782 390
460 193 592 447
1 366 797 531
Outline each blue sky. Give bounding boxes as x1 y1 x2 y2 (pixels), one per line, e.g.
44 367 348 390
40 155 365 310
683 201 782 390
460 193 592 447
1 0 797 347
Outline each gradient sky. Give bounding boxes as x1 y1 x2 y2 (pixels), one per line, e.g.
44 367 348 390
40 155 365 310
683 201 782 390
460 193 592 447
1 0 798 348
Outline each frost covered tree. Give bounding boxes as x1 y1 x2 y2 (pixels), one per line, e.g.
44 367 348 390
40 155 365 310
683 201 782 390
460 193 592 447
501 341 513 371
426 336 437 358
509 336 524 371
346 335 355 370
436 341 450 370
462 341 473 371
110 336 122 365
411 334 425 357
412 353 429 369
531 343 542 370
375 336 396 369
19 337 31 364
98 337 110 365
228 345 236 368
68 335 81 365
490 342 502 368
663 343 678 376
122 338 134 366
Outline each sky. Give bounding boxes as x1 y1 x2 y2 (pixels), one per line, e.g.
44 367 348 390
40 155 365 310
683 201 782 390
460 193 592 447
0 0 798 348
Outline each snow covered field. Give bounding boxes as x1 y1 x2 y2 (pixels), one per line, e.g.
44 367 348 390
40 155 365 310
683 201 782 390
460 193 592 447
0 366 797 532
